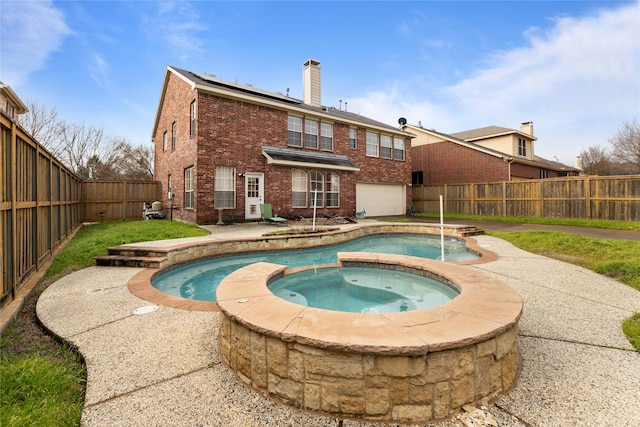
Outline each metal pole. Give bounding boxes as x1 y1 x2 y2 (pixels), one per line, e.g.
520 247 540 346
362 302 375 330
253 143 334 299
312 189 318 231
440 194 445 262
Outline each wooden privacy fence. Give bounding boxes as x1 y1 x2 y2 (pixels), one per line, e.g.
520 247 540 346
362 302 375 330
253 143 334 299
1 113 162 311
1 115 82 309
82 181 161 222
412 176 640 221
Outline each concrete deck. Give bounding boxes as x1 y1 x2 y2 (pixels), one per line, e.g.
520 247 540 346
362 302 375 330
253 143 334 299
35 221 640 426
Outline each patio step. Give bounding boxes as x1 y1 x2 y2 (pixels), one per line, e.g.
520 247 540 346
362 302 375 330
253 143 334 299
94 254 168 268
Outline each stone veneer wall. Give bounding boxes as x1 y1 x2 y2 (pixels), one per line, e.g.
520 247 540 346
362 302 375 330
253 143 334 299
219 314 519 423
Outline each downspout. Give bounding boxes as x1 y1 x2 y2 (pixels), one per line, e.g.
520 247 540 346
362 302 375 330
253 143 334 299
505 157 514 181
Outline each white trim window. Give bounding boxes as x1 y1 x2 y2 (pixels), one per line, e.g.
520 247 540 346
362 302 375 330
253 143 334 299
184 166 194 209
214 166 236 209
518 138 527 156
380 135 392 159
292 169 307 207
288 116 302 147
190 100 196 137
310 170 324 207
304 119 318 149
171 122 177 151
393 137 405 160
366 131 379 157
320 123 333 151
326 172 340 207
349 128 357 149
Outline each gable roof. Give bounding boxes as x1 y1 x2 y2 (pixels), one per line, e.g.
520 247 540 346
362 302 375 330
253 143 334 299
406 124 511 160
405 123 580 172
451 125 537 141
152 66 413 140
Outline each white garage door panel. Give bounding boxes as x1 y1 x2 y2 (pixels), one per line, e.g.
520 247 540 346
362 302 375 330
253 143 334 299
356 183 405 216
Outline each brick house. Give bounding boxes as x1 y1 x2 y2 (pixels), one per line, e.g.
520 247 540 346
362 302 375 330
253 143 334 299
152 60 414 224
405 122 580 185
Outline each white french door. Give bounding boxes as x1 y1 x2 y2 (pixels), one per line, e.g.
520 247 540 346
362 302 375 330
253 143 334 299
244 173 264 219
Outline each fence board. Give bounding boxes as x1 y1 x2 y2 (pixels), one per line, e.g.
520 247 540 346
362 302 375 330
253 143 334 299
1 114 83 310
82 181 161 222
413 176 640 221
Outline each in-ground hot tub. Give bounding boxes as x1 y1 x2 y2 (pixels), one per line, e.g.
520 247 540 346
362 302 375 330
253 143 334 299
217 252 522 423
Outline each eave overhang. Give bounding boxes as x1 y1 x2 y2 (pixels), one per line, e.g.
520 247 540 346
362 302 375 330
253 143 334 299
262 146 360 172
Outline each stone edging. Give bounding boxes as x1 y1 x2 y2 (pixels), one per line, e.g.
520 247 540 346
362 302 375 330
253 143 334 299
217 253 522 422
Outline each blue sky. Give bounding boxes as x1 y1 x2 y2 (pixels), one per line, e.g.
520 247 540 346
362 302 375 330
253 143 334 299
2 1 639 166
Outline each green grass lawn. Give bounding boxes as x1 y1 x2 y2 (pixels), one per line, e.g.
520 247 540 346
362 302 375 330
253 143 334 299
1 220 209 426
417 212 640 231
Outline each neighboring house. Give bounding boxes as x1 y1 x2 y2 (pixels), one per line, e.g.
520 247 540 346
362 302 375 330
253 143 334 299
152 60 414 224
405 122 580 185
0 82 28 122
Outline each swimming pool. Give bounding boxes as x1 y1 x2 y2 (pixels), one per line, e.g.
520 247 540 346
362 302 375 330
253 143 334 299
151 233 478 302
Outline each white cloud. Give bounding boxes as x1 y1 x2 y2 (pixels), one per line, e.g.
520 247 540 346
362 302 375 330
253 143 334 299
89 53 110 88
352 3 640 164
142 1 207 61
0 1 70 86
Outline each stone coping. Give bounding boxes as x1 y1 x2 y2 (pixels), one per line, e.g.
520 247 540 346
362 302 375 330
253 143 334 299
127 225 498 312
217 252 522 355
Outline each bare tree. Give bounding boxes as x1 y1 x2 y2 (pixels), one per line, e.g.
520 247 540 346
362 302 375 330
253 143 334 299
18 98 63 155
609 118 640 174
579 145 613 176
16 98 154 180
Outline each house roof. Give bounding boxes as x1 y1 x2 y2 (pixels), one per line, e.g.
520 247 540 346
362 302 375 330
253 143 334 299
451 125 537 141
0 82 28 115
405 123 580 173
262 146 360 172
152 66 413 140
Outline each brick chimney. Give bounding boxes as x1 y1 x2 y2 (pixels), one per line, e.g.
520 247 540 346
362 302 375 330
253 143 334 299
303 59 321 108
520 121 534 136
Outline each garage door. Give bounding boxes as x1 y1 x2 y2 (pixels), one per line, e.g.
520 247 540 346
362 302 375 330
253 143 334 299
356 183 406 216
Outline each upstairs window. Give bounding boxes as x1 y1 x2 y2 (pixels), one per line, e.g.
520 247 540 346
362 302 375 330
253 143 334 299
518 138 527 156
163 131 167 151
292 169 307 207
304 119 318 149
394 137 405 160
190 100 196 137
184 166 194 208
214 166 236 209
366 132 379 157
380 135 392 159
171 122 176 151
320 123 333 151
288 116 302 147
349 128 357 149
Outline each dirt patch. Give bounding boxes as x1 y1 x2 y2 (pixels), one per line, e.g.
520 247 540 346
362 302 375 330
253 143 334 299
1 277 81 364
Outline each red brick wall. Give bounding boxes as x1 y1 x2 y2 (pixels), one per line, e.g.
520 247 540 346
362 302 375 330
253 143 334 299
154 73 412 223
412 142 508 184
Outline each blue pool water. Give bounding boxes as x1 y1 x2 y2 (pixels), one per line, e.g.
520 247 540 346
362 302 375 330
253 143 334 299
269 267 459 313
151 234 477 302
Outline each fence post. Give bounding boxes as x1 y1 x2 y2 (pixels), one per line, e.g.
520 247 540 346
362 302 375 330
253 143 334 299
584 177 591 219
121 182 126 220
470 183 475 215
502 181 507 216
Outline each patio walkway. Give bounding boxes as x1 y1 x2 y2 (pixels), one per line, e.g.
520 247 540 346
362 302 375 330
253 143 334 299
35 222 640 426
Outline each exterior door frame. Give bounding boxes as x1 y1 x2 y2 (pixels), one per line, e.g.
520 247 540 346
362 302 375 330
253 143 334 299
244 172 264 219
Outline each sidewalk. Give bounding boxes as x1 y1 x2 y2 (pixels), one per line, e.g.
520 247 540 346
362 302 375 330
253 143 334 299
35 223 640 426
